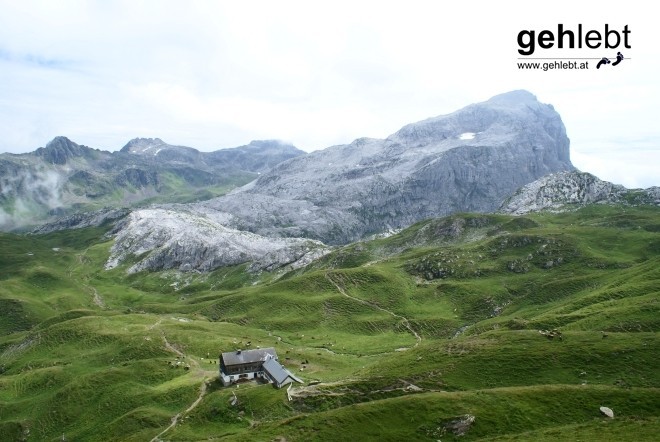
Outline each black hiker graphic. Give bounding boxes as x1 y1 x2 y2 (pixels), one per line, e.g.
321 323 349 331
596 57 611 69
612 52 624 66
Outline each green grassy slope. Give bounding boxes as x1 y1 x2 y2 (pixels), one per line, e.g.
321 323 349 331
0 205 658 441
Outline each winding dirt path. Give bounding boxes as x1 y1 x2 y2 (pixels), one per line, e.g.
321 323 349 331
149 319 211 441
325 272 421 347
150 381 208 442
67 247 106 309
90 285 105 308
161 332 185 358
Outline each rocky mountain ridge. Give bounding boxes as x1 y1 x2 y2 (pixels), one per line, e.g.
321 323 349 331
105 208 328 274
500 171 660 215
102 90 582 273
20 90 655 276
192 90 574 244
0 137 304 230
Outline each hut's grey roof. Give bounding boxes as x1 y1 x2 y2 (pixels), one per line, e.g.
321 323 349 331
221 348 277 366
263 357 303 384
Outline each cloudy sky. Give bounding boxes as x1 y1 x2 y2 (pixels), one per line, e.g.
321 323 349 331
0 0 657 188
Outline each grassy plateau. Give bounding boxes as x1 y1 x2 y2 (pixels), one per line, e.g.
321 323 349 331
0 204 658 441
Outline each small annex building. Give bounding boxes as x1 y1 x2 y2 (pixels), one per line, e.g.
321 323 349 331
219 347 303 388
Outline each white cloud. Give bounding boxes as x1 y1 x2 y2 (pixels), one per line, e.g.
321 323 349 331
0 0 657 187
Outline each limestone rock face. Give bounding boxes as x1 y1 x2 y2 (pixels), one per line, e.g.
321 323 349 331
195 90 574 244
500 171 660 215
107 90 580 272
105 208 328 274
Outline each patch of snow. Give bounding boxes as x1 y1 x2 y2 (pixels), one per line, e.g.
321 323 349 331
154 148 163 156
459 132 476 140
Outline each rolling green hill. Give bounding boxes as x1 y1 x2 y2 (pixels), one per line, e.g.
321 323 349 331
0 205 658 441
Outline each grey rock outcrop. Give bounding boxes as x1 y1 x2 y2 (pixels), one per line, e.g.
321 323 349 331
194 90 574 244
31 207 130 234
442 414 476 436
105 208 328 273
113 168 159 188
599 406 614 418
500 171 660 215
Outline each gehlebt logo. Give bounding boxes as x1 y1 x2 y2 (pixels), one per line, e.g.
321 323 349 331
516 24 631 71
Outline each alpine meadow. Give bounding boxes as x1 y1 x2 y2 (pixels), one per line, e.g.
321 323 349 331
0 91 658 441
